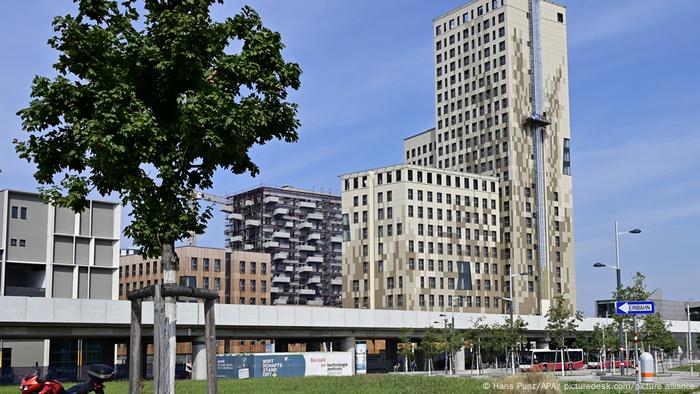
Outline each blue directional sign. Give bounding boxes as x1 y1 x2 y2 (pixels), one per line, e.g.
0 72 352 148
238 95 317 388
616 301 655 315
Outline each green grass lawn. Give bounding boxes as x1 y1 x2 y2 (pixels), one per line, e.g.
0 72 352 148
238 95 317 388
0 374 696 394
670 363 700 372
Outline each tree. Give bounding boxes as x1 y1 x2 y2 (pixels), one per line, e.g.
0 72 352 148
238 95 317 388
574 323 617 354
546 295 583 349
442 323 465 374
15 1 301 390
419 327 441 375
641 313 677 354
397 331 415 373
613 272 652 337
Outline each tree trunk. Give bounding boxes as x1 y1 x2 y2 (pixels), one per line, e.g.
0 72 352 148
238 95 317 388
158 241 178 394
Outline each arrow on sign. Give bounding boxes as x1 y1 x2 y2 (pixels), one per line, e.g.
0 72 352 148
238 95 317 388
618 302 630 314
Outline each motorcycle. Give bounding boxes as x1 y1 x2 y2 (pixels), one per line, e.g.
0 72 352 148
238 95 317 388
19 363 115 394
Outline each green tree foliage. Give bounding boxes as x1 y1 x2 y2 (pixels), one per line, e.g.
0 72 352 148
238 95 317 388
419 326 442 375
574 323 617 354
641 313 677 353
15 0 301 259
613 272 652 336
397 331 415 373
546 295 584 349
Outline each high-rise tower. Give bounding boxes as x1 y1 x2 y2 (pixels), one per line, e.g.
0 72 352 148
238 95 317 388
404 0 575 314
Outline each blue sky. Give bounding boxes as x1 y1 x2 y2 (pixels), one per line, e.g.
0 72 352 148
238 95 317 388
1 0 699 315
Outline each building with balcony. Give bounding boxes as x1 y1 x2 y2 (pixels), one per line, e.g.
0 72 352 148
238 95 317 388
225 186 342 306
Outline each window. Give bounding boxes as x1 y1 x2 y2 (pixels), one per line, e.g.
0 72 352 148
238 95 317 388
250 280 256 292
239 261 246 274
214 259 221 272
557 12 564 23
563 138 571 175
191 257 198 270
215 278 221 290
203 277 209 289
239 279 245 291
203 258 210 271
19 239 26 247
251 262 256 274
261 262 267 275
20 207 27 219
11 206 18 219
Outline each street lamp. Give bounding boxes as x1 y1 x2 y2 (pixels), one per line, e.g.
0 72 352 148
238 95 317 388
497 271 530 375
439 313 449 374
687 302 699 375
594 221 641 376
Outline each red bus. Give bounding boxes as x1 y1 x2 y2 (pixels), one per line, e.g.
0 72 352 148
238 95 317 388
586 352 629 369
519 349 585 372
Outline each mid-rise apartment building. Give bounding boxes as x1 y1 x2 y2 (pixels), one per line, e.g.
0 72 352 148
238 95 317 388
404 0 575 314
0 189 120 373
119 246 271 305
225 186 343 306
118 246 272 358
341 164 502 312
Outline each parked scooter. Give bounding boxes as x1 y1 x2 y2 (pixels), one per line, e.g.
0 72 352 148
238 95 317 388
19 363 114 394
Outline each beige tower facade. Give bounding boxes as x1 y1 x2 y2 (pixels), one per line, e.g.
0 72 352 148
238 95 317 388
341 164 503 313
404 0 575 314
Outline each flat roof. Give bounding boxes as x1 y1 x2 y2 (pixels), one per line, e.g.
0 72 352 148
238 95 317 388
1 188 120 206
403 128 435 141
340 163 498 182
433 0 565 22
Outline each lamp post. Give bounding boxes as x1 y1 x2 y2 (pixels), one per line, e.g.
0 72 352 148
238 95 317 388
498 271 529 375
448 296 462 375
594 221 641 376
687 302 699 375
438 314 448 374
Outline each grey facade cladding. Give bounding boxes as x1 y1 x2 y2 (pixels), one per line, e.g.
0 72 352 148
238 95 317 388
225 186 343 306
0 189 120 300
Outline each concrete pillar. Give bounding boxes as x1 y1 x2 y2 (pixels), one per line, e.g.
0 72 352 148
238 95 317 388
340 336 356 351
455 347 466 373
191 337 207 380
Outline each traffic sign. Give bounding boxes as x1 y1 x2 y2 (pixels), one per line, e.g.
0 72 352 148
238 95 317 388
616 301 655 315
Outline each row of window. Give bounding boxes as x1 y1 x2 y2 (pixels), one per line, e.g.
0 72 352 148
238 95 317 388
408 206 497 225
9 238 27 247
436 12 505 51
10 206 28 220
435 1 504 36
344 168 496 192
407 241 498 258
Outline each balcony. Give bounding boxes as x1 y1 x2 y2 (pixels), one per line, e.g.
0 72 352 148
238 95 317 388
307 233 321 242
263 241 279 249
331 235 343 243
244 199 254 206
272 231 291 239
297 244 316 252
244 244 255 251
264 196 280 204
229 213 244 221
306 212 323 221
298 201 316 209
307 299 324 306
297 221 313 230
296 265 314 273
305 256 324 264
273 251 288 260
273 208 289 216
272 275 291 283
245 219 260 227
270 287 281 293
284 221 295 228
285 265 295 272
307 276 321 284
273 297 289 305
299 288 316 296
230 235 243 243
331 278 343 286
